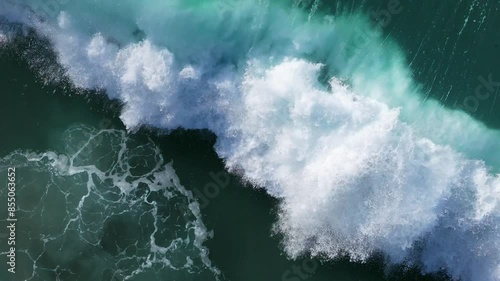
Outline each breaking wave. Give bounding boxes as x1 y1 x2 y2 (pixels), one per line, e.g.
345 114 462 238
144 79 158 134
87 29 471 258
1 1 499 280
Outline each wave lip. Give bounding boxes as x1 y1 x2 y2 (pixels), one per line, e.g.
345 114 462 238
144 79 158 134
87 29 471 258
223 59 500 281
1 1 500 281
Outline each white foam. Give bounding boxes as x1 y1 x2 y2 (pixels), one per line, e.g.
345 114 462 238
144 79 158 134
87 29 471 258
0 125 220 280
1 1 500 280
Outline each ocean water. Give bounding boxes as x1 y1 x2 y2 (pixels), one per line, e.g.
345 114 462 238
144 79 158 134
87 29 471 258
0 0 499 281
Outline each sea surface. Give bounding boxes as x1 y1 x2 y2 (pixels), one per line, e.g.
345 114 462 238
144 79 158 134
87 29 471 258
0 1 499 281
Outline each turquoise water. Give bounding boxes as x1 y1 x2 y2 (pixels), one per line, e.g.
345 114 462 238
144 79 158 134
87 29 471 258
0 1 499 281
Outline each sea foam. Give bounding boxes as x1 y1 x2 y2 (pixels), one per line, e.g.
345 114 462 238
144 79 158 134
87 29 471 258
0 125 220 280
1 1 500 280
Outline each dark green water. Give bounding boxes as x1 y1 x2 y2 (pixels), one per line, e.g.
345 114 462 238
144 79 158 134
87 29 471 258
0 0 499 281
0 37 450 281
315 0 500 127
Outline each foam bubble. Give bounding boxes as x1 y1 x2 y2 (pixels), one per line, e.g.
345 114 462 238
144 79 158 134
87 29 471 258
1 1 500 280
0 125 220 280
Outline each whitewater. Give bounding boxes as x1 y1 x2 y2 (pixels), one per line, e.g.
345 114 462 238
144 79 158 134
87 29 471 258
0 0 499 280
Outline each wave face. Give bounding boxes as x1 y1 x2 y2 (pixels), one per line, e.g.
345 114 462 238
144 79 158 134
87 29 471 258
0 125 220 280
1 0 500 280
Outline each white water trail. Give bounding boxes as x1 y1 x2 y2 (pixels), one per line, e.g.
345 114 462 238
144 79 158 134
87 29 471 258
0 1 499 280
